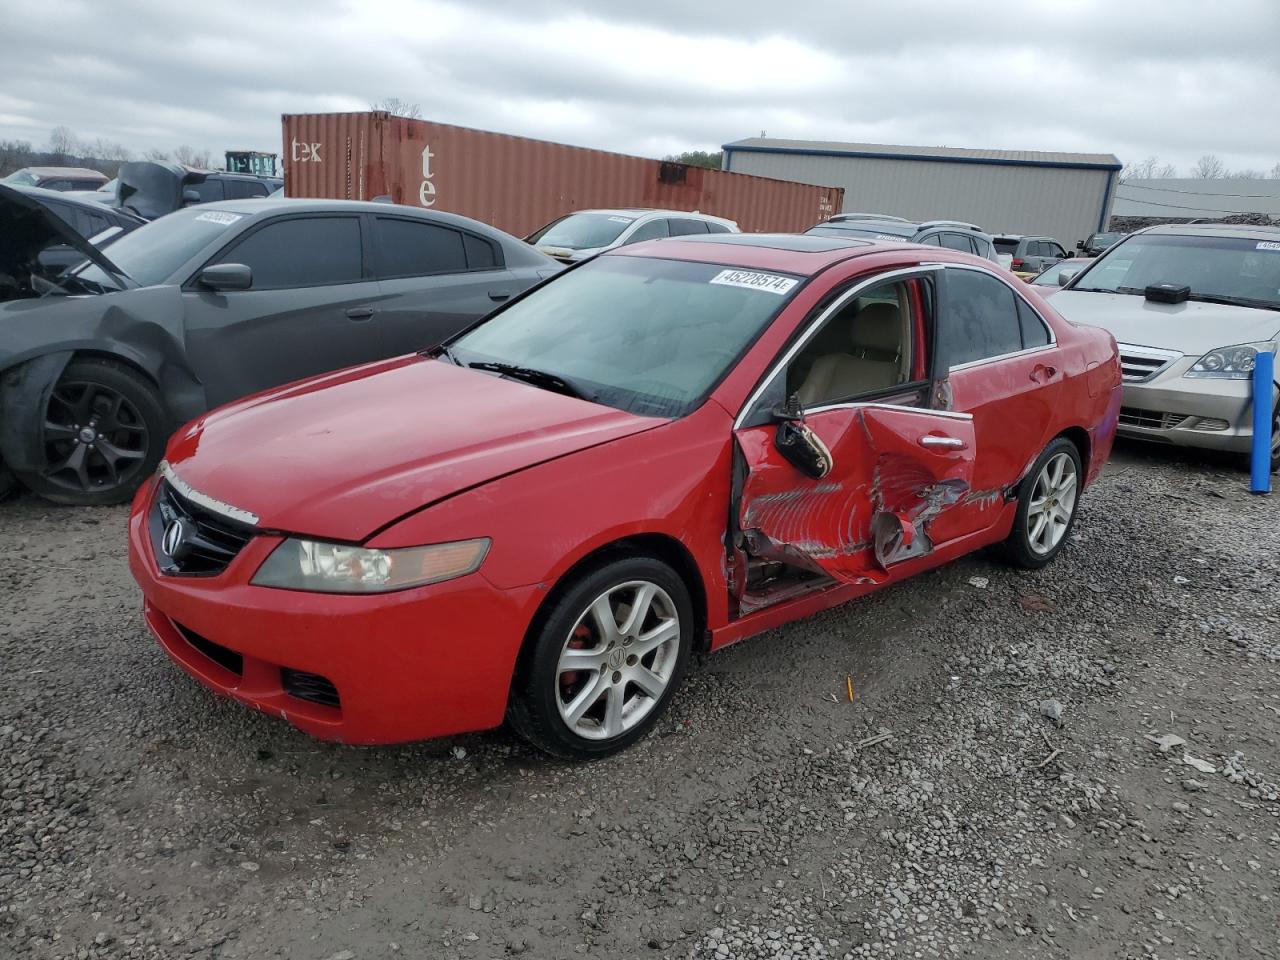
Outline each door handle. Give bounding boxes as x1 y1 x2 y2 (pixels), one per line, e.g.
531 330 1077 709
1029 363 1058 383
487 290 511 302
919 435 967 450
345 307 374 321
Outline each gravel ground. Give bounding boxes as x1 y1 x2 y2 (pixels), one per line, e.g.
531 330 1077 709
2 440 1278 960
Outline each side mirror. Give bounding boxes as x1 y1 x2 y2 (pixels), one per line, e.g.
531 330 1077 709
1075 240 1085 250
198 263 252 291
1057 268 1082 287
1064 251 1074 259
772 395 832 480
182 188 203 206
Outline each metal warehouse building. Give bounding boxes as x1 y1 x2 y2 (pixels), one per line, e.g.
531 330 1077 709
722 138 1121 249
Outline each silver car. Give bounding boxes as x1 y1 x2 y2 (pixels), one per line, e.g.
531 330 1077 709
527 208 739 263
1050 223 1279 466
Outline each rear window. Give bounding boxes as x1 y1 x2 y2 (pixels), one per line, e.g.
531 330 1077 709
993 239 1020 254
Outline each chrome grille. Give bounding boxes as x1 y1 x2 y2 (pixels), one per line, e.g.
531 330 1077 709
1117 343 1182 383
1119 407 1192 430
150 480 255 576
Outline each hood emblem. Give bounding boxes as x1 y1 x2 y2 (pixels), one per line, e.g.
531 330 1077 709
161 518 191 561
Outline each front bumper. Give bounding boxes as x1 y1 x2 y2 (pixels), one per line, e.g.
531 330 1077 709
127 477 544 745
1117 356 1278 454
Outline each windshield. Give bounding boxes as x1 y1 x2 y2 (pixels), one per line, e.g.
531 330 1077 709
528 213 636 250
1032 260 1087 286
2 170 38 186
452 256 801 417
75 206 250 288
1089 232 1121 249
1072 234 1280 309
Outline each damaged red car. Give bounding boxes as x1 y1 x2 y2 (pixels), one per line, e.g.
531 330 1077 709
128 233 1122 758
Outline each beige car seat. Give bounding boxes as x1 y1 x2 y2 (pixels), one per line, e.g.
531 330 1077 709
797 302 906 406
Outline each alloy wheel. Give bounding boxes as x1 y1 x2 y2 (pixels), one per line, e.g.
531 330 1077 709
555 580 681 741
41 380 148 494
1026 451 1078 555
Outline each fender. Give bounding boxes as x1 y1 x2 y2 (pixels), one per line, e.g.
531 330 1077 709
0 351 73 473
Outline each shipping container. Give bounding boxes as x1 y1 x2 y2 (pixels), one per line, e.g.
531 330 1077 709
281 112 842 236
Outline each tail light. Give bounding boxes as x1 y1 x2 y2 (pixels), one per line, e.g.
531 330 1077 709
1011 258 1024 270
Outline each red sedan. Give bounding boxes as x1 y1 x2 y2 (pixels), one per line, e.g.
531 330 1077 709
128 234 1122 758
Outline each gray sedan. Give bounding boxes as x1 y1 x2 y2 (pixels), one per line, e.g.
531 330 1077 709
0 188 559 505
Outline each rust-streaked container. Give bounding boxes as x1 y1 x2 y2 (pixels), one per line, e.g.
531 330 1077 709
282 112 842 236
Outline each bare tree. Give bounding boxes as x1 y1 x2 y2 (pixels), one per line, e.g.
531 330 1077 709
1190 154 1226 179
1270 162 1280 179
0 139 34 176
1119 155 1178 181
371 97 422 119
47 125 78 163
173 144 197 166
1229 168 1264 179
143 148 170 162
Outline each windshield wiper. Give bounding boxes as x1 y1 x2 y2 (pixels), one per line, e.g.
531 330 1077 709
467 361 591 400
428 343 461 365
1186 293 1280 312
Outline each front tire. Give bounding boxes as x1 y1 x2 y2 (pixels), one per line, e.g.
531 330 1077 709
997 437 1082 569
508 556 693 759
13 358 166 506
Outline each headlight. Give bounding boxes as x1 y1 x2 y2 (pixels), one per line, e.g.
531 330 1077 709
1185 342 1275 380
251 537 489 593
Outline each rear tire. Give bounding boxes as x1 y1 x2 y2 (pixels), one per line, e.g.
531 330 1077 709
997 437 1082 569
508 556 693 760
13 358 166 507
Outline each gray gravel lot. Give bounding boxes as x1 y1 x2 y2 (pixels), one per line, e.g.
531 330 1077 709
2 441 1278 959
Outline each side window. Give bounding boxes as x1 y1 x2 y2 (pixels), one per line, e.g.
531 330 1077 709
625 219 670 244
1016 297 1051 348
186 180 225 202
42 180 72 191
939 232 971 252
918 233 943 246
224 179 268 199
668 219 709 236
705 221 732 234
215 216 362 289
785 280 918 407
463 233 501 269
374 217 467 277
940 269 1024 367
1049 242 1067 259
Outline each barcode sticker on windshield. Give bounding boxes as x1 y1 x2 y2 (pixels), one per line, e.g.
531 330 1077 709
1257 241 1280 251
194 211 243 225
608 216 634 223
710 269 798 295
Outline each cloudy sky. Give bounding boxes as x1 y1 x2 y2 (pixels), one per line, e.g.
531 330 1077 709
4 0 1278 174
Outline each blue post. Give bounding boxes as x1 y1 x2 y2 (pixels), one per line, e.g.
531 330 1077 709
1251 349 1274 494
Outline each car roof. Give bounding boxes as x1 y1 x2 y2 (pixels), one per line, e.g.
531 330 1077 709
196 197 524 237
608 232 953 276
22 166 108 179
569 207 737 223
1140 222 1280 241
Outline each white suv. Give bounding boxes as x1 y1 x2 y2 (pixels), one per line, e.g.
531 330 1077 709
528 208 740 263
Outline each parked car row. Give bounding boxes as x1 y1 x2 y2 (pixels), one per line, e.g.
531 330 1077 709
0 186 558 503
3 177 1273 761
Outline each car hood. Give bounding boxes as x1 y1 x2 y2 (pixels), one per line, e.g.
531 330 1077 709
164 355 665 542
0 183 131 295
1050 289 1280 354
